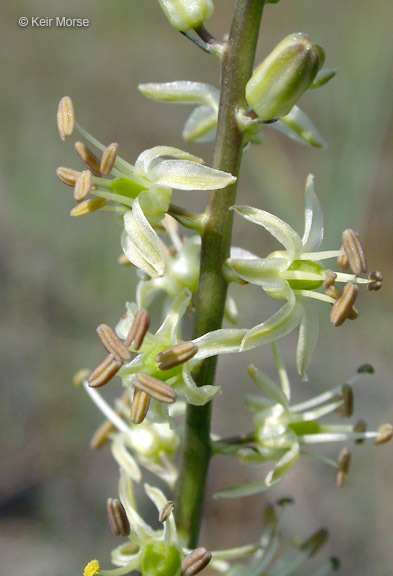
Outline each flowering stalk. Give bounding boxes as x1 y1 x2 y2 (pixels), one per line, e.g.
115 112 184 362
175 0 266 546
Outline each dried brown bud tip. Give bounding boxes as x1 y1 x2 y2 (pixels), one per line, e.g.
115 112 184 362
154 342 198 371
100 143 119 176
337 246 349 271
181 547 212 576
97 324 131 362
88 354 122 388
374 423 393 445
57 96 74 140
56 166 81 187
353 419 367 444
125 309 150 350
342 229 368 275
106 498 130 536
131 389 150 424
74 142 102 176
118 254 133 266
336 447 351 488
330 283 358 327
367 270 383 292
74 170 92 202
158 500 175 523
134 372 176 404
323 269 337 289
70 197 107 217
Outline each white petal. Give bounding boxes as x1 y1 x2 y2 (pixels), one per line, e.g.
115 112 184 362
227 257 287 286
232 205 302 262
247 365 289 410
301 174 324 252
272 105 327 149
265 436 300 485
135 146 203 174
183 105 218 142
111 434 142 482
155 288 192 342
214 481 275 499
241 298 303 351
122 203 166 278
193 328 247 360
150 159 236 190
296 297 319 381
138 81 219 109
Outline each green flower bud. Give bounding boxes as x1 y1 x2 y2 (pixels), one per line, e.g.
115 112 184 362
246 33 325 121
157 0 214 31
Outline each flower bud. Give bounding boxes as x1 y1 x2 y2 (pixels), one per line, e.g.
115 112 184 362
157 0 214 31
246 33 325 121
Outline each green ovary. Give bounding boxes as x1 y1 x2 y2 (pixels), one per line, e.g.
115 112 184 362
108 177 147 198
140 542 181 576
286 260 324 290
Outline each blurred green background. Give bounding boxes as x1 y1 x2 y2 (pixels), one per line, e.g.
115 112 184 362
1 1 392 574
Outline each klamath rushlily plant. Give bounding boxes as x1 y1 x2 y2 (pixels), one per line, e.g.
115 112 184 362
213 344 392 499
225 174 382 379
56 96 235 278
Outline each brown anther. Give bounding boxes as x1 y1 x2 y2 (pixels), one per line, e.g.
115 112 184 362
56 166 81 187
97 324 131 362
335 384 354 418
106 498 130 536
353 419 367 444
57 96 74 140
342 229 368 275
336 447 351 488
134 372 176 404
89 391 130 449
337 246 349 271
158 501 175 523
330 283 358 327
88 354 122 388
154 342 198 371
323 269 337 289
124 309 150 350
374 423 393 446
325 285 340 300
70 197 107 216
100 143 118 176
118 254 133 266
74 142 102 176
181 547 212 576
300 529 329 557
74 170 92 201
367 270 383 292
130 389 150 424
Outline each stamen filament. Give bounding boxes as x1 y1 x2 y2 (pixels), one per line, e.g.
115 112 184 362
293 290 335 304
298 431 377 444
83 381 132 437
300 250 344 261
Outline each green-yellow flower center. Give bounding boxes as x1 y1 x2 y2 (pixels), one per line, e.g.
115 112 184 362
286 259 324 290
140 542 181 576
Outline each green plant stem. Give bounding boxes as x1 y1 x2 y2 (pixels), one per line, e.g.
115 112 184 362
175 0 265 548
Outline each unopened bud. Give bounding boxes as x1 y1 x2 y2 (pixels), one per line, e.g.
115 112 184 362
97 324 131 362
88 354 122 388
75 142 102 176
125 309 150 350
57 96 74 140
106 498 130 536
157 0 214 32
330 283 358 326
100 143 118 176
336 447 351 488
374 423 393 446
131 389 150 424
158 500 175 523
154 342 198 370
134 372 176 404
181 547 212 576
342 229 367 275
74 170 92 202
246 33 324 121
